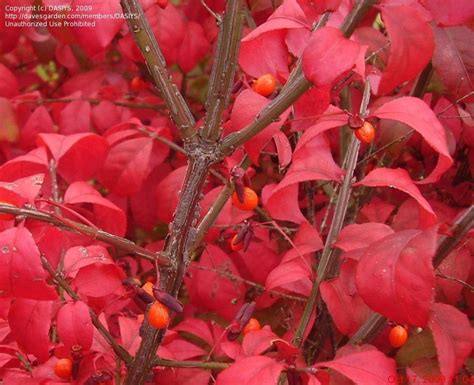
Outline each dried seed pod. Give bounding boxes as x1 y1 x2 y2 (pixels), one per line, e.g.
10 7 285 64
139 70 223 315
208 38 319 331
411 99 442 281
152 288 184 313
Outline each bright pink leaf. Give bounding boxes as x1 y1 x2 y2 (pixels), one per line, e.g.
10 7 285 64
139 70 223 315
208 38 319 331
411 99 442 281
173 318 214 347
302 27 361 86
429 303 474 385
354 168 435 215
229 89 291 164
432 26 474 102
355 227 437 326
334 223 394 252
376 5 434 95
321 259 371 336
372 97 453 185
420 0 474 26
358 197 395 223
316 345 397 385
38 133 109 183
216 356 285 385
63 181 127 236
0 227 56 300
9 299 52 362
119 316 141 356
56 301 93 351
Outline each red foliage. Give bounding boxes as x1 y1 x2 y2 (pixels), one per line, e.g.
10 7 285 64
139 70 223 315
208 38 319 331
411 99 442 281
0 0 472 384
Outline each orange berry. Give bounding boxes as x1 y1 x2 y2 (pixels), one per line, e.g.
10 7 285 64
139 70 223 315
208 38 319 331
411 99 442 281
252 74 277 97
243 318 261 335
54 358 72 379
142 282 154 296
389 325 408 348
230 234 244 251
148 301 170 329
130 76 147 92
231 187 259 211
354 121 375 144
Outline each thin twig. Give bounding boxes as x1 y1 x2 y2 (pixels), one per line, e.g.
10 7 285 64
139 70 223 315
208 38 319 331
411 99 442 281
291 82 369 348
0 204 168 265
436 272 474 292
15 97 165 111
190 263 306 302
120 0 197 141
41 256 132 364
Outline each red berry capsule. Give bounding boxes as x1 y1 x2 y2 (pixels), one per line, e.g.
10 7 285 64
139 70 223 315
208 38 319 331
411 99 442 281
252 74 277 97
389 325 408 348
354 121 375 144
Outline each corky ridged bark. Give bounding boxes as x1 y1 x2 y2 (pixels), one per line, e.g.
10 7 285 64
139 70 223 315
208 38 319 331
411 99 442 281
119 1 243 384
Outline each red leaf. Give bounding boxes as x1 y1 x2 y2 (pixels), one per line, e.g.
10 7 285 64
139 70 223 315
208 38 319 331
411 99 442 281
173 318 214 347
302 27 361 86
292 86 331 132
436 247 471 304
263 183 306 224
358 197 395 224
355 228 437 326
266 260 312 296
119 316 141 355
229 89 291 164
315 345 397 385
164 338 207 360
320 259 371 336
63 245 114 276
63 181 127 236
376 5 434 95
281 222 323 263
38 133 109 183
0 63 19 98
432 26 474 102
74 263 124 298
216 356 285 385
372 97 453 184
157 368 211 385
99 137 159 195
0 227 56 300
8 299 52 362
0 147 48 182
155 166 187 224
177 22 210 72
429 303 474 384
56 301 93 351
239 0 309 78
420 0 474 26
354 168 435 215
242 325 280 357
186 245 246 320
20 106 54 150
334 223 394 252
58 100 91 134
263 133 343 223
273 131 292 169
